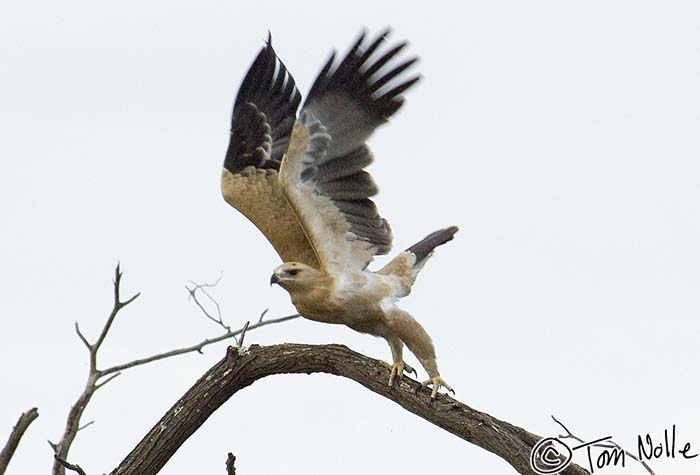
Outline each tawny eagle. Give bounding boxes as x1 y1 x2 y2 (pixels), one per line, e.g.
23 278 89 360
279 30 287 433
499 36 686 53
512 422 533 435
221 29 458 398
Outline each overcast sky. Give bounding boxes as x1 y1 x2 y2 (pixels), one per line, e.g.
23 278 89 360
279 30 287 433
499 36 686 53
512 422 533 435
2 1 699 474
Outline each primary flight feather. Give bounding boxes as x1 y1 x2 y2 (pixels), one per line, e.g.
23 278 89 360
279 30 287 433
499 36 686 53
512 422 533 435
222 29 458 398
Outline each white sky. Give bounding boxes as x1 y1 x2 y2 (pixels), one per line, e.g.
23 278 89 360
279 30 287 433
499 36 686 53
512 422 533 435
2 1 699 474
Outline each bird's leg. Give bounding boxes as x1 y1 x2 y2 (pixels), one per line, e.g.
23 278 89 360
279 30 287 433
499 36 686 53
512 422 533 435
388 309 454 399
387 338 404 386
417 356 455 399
386 338 416 386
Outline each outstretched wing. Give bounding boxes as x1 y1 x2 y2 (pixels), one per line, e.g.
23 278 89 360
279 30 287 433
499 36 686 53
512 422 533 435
221 38 320 268
280 30 420 272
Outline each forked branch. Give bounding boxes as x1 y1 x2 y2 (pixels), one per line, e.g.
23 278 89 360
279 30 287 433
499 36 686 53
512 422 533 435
51 264 140 475
51 265 298 475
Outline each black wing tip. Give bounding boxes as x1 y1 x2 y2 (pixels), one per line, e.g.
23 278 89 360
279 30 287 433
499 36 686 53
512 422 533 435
225 33 301 173
305 27 420 121
361 26 392 45
233 33 299 108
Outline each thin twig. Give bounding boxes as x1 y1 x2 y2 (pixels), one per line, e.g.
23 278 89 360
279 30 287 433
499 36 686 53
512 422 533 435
551 415 656 475
54 455 87 475
100 314 299 376
236 321 250 348
186 283 227 330
193 271 223 289
74 323 91 350
186 273 226 329
93 264 140 353
0 407 39 475
94 372 121 390
76 421 94 432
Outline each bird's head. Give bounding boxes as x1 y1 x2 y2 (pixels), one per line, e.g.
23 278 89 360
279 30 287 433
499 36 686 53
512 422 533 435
270 262 320 292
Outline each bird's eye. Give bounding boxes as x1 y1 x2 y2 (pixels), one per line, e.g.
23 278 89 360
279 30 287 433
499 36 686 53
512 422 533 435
287 269 299 276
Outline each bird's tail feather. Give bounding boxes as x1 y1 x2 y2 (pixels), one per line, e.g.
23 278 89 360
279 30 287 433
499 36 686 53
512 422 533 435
406 226 459 271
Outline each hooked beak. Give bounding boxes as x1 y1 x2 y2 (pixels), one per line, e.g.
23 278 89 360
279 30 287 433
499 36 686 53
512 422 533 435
270 273 280 286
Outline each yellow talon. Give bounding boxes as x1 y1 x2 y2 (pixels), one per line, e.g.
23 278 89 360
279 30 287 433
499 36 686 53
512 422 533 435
421 376 454 399
388 361 405 386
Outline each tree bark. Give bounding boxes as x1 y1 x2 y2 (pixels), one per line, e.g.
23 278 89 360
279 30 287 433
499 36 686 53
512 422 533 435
111 343 589 475
0 407 39 475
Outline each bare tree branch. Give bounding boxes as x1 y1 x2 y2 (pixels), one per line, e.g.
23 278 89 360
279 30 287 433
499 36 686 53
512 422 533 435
94 372 121 390
225 453 236 475
54 455 88 475
235 321 250 348
74 323 91 350
257 308 268 324
186 274 226 330
0 407 39 475
100 275 299 376
110 344 590 475
99 314 299 376
76 421 94 432
51 265 298 475
50 264 140 475
51 265 138 474
93 264 141 353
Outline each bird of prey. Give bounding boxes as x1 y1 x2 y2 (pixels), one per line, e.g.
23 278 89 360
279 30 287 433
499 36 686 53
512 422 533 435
221 29 458 398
